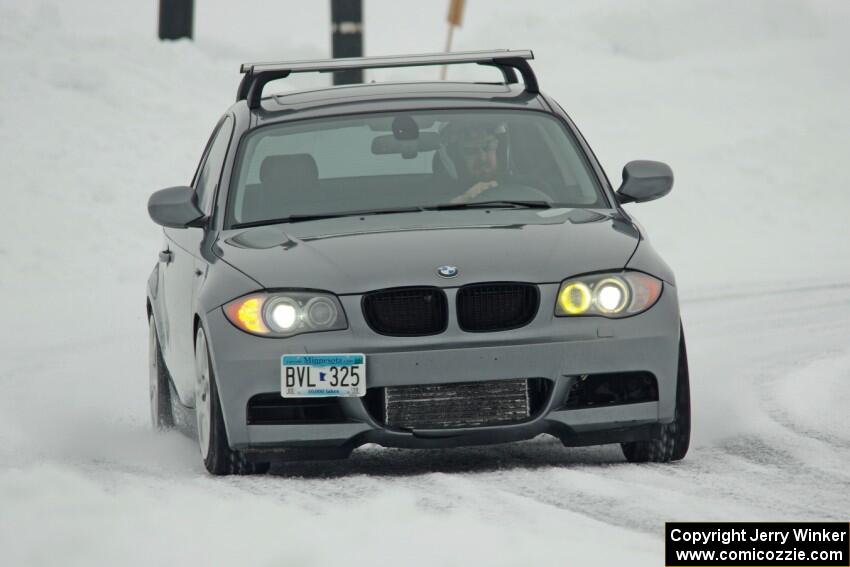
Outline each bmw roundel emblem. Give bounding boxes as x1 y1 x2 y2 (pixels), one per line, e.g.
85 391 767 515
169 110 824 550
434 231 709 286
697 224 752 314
436 265 459 278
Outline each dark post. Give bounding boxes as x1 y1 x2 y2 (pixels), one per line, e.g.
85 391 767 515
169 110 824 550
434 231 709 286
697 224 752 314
158 0 194 40
330 0 363 85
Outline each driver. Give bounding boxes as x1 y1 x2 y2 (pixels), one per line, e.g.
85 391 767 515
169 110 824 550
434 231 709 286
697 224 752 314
440 121 507 204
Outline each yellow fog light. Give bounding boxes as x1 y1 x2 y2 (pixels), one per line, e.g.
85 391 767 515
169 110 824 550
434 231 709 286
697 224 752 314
558 282 592 315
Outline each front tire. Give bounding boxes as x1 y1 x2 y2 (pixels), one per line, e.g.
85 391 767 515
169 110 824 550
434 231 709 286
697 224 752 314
194 326 269 475
149 315 175 430
621 326 691 463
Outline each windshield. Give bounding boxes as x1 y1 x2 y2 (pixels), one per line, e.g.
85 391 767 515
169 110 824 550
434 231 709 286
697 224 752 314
226 109 608 228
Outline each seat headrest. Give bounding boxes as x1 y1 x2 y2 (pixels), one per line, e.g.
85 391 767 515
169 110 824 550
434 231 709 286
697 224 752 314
259 154 319 191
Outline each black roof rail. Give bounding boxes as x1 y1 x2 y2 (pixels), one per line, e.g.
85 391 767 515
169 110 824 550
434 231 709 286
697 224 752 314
236 49 538 109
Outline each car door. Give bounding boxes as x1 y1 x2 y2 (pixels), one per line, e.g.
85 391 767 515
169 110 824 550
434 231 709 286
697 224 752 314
159 115 234 403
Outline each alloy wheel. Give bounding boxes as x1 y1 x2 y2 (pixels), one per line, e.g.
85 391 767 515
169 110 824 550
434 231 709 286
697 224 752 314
148 321 160 428
195 328 212 459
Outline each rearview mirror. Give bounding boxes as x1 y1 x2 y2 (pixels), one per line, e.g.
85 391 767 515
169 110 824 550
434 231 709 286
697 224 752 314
371 131 441 158
148 186 205 228
616 160 673 204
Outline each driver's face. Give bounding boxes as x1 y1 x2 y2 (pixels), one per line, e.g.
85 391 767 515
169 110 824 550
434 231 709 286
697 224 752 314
461 135 499 182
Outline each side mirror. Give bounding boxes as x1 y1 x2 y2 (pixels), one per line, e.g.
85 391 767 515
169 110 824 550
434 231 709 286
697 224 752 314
148 186 205 228
616 160 673 204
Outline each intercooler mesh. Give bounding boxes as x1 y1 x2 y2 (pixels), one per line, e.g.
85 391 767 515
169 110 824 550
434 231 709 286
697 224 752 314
383 379 531 429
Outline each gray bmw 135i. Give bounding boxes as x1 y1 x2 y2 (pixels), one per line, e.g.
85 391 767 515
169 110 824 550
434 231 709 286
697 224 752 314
146 50 690 475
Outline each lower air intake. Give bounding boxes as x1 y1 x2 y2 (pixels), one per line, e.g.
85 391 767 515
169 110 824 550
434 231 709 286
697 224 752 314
246 394 346 425
563 372 658 409
367 378 551 430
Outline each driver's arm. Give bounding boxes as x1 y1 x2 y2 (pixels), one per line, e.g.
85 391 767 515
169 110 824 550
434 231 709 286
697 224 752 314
450 180 499 204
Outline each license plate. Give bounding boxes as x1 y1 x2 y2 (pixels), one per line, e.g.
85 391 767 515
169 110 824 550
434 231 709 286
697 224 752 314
281 354 366 398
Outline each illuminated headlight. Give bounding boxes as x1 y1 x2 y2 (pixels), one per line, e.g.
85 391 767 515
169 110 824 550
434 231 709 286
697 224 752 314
556 272 662 318
266 297 299 331
224 291 347 337
595 278 629 313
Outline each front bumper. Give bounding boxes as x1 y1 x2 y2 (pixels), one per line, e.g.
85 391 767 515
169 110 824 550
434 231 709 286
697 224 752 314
201 282 681 454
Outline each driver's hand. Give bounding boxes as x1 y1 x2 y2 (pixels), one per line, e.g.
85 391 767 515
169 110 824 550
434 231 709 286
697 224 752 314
450 181 498 204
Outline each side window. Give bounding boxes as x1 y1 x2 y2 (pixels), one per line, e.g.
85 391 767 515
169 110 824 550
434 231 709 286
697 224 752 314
194 116 234 215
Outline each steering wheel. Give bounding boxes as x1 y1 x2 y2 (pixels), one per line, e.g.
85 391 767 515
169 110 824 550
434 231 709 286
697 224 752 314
473 181 554 203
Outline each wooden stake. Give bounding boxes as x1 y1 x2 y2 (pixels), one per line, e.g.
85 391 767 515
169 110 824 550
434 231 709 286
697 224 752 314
441 0 465 80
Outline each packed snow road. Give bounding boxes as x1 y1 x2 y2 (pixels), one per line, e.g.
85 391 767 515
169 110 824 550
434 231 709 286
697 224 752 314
1 282 848 566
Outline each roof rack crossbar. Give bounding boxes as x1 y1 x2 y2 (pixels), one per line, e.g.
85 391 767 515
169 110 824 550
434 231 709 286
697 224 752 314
237 49 537 109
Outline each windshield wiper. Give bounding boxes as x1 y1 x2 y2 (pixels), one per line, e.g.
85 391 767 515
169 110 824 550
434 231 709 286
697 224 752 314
426 200 553 211
231 206 426 229
230 201 558 229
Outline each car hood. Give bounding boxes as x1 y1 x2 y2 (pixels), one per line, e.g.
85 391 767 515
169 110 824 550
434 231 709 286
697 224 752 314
215 208 640 295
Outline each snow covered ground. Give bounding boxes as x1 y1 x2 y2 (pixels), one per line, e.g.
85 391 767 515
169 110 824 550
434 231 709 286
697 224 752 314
1 1 849 565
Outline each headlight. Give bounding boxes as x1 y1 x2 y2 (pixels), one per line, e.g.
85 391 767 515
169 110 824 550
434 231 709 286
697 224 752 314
555 272 662 318
223 291 348 337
